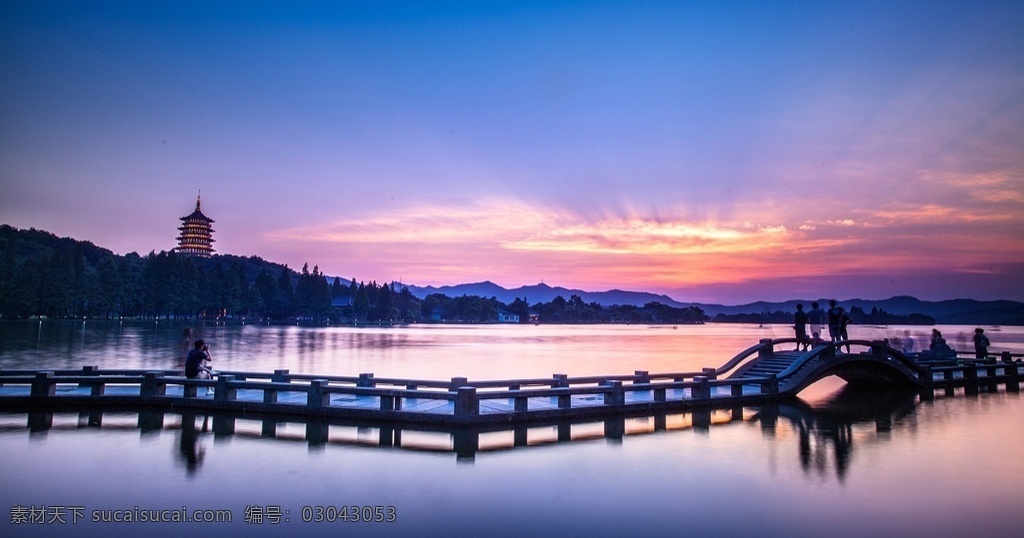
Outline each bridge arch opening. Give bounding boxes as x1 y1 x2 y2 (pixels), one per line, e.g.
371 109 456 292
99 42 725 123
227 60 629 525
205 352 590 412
794 375 847 403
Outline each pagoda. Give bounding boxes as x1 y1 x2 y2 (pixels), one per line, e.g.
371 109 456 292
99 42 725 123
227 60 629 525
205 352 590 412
175 193 215 258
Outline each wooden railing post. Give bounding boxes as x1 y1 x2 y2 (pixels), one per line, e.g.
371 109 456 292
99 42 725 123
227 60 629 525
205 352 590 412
31 371 54 397
758 339 774 358
693 409 712 430
81 366 105 396
513 391 528 412
634 370 650 384
1005 362 1019 392
702 367 717 380
602 380 625 406
731 383 744 397
214 374 237 402
1001 351 1013 363
307 379 330 411
761 374 779 395
455 386 478 418
272 369 290 383
449 376 468 390
964 366 979 395
692 376 711 399
453 430 479 460
141 372 166 399
557 389 571 409
357 373 375 387
552 374 569 388
918 365 933 387
79 365 99 390
605 417 625 440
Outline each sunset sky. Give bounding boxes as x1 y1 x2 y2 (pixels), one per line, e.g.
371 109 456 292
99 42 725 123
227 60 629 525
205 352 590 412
2 1 1023 304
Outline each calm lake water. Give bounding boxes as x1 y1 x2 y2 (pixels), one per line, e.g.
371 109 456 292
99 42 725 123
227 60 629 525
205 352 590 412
2 320 1024 537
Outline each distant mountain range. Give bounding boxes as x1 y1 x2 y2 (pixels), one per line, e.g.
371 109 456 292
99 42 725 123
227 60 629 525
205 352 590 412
403 281 1024 325
405 281 684 309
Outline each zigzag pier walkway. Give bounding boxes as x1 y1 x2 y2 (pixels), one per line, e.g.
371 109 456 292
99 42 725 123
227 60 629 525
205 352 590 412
1 338 1022 426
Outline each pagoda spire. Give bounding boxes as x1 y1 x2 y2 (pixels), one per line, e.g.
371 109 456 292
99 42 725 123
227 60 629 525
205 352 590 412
175 192 215 258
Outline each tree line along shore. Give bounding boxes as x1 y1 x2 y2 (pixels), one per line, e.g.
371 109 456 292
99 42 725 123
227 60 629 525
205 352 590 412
0 224 986 326
0 225 705 324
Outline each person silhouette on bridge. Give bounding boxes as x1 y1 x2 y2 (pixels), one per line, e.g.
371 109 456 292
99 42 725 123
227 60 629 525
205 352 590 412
838 307 852 353
827 300 843 344
793 303 810 351
808 302 825 341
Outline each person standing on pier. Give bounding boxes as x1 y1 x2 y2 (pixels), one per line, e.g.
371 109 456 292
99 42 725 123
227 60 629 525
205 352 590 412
973 328 990 360
793 303 809 351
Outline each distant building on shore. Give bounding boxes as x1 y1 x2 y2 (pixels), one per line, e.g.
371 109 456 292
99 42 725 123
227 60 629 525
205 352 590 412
175 193 215 258
497 310 520 323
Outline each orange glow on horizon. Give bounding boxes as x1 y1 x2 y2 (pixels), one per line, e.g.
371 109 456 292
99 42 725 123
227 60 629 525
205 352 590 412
262 188 1024 294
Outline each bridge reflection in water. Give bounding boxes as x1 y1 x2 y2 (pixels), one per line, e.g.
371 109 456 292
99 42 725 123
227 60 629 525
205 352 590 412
3 381 933 480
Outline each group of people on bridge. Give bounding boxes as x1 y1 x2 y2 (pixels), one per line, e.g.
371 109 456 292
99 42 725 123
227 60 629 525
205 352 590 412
791 302 994 361
792 300 851 352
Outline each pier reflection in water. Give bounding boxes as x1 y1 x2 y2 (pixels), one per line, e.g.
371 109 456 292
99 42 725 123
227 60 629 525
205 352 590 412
12 384 918 476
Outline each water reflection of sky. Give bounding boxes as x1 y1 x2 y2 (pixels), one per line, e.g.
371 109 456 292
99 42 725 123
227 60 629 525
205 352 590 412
2 321 1022 380
2 387 1024 537
3 321 1024 535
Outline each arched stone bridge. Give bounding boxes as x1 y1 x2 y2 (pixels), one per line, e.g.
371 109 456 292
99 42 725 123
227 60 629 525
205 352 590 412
717 338 932 397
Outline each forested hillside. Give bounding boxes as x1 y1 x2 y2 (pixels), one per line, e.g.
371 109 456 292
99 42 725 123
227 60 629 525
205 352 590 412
0 225 708 324
0 225 334 321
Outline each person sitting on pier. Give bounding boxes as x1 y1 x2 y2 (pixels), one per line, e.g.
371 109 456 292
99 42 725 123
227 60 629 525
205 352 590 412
928 330 955 360
185 339 216 394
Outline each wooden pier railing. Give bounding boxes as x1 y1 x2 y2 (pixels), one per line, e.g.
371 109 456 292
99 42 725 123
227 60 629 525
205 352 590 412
1 338 1020 426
